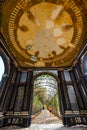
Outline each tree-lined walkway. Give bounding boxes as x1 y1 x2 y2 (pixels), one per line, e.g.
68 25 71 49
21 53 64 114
32 110 61 124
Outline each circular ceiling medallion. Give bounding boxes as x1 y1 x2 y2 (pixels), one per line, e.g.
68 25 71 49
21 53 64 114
1 0 86 67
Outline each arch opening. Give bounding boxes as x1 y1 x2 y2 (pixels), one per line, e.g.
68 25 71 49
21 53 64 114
32 71 62 124
0 56 5 82
0 48 10 93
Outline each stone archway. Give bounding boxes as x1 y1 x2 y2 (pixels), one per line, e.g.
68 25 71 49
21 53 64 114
32 72 60 83
31 71 61 124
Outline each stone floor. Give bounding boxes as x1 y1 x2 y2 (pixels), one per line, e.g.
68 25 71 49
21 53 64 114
0 110 87 130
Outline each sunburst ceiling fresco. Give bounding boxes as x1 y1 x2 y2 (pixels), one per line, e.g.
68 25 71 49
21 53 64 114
1 0 87 68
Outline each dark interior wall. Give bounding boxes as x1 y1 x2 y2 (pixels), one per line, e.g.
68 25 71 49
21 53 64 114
0 59 34 127
0 34 34 127
2 69 33 127
58 65 87 126
0 35 16 126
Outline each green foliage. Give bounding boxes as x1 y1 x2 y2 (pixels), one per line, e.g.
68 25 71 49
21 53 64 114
34 86 47 104
32 74 60 116
47 93 61 117
32 95 43 114
32 87 47 114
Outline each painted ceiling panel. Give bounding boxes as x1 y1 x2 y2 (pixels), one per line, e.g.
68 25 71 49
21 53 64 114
1 0 87 68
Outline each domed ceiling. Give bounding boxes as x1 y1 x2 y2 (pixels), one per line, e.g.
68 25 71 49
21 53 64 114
1 0 87 68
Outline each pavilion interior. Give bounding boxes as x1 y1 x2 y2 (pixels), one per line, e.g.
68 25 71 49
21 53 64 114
0 0 87 128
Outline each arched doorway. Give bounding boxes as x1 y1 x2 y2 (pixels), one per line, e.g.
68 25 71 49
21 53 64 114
32 71 61 124
0 56 5 82
0 48 10 91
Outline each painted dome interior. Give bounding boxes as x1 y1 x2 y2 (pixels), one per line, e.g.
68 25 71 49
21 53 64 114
1 0 87 68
